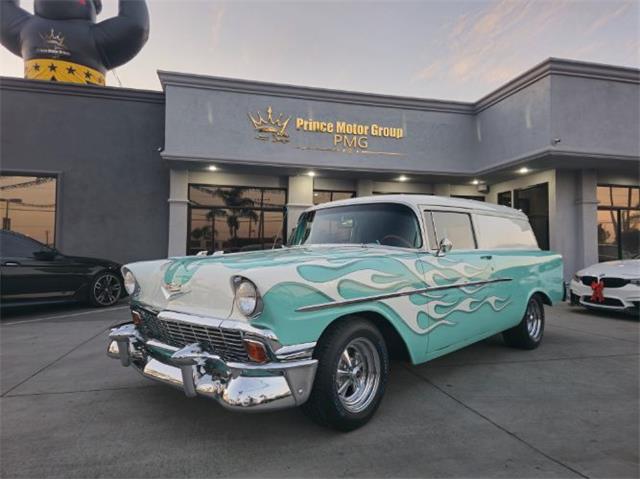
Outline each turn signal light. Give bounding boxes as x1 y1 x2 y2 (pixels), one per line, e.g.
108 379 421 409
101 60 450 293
131 310 142 326
244 339 269 363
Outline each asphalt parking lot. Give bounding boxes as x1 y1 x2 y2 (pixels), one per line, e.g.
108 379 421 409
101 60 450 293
0 302 638 478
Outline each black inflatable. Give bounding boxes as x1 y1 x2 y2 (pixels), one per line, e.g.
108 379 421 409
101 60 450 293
0 0 149 85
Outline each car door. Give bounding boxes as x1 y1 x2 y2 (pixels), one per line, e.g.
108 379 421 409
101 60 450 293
418 209 498 353
0 231 78 304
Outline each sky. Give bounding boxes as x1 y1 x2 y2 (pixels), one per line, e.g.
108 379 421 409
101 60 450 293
0 0 638 101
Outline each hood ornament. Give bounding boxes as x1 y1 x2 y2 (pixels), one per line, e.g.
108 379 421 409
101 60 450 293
162 281 190 300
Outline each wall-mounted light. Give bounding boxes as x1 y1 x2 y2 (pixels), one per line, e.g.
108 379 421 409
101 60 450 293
471 179 480 185
307 171 316 177
518 167 530 174
207 165 218 171
398 175 408 182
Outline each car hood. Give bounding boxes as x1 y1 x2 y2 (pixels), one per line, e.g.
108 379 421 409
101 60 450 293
578 259 640 279
125 246 421 319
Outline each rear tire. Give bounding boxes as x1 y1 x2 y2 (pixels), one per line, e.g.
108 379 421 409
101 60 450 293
302 318 389 431
89 271 123 307
503 295 545 350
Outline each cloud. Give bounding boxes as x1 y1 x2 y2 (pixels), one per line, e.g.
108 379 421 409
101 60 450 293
584 1 632 35
410 0 608 97
413 62 442 81
210 4 226 50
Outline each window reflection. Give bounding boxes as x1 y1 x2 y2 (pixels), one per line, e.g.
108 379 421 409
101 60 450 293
597 185 640 261
0 175 57 246
313 190 355 205
188 186 286 254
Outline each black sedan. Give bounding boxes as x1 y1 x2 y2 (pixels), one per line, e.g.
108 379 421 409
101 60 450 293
0 230 124 308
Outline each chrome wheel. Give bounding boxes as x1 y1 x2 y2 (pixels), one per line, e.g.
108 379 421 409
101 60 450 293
526 299 543 341
93 273 122 306
335 337 381 413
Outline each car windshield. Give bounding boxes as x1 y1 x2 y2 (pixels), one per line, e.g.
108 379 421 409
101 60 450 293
290 203 422 248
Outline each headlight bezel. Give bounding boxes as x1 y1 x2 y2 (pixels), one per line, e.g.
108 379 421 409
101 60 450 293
233 276 263 317
122 268 139 296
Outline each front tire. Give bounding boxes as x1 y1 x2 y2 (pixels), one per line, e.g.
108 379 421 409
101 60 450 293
89 271 123 307
503 294 545 349
302 318 389 431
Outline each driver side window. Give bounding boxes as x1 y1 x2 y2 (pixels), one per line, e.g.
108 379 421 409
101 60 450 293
0 232 45 258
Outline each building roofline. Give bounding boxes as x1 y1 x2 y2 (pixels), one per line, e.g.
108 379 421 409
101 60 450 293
0 76 165 104
157 70 475 114
158 58 639 114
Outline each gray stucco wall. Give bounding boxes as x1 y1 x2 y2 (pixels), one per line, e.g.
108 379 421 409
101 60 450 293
474 76 551 172
163 84 477 175
161 60 639 176
0 79 168 264
550 75 640 158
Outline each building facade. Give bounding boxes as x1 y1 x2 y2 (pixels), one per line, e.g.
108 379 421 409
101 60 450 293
1 58 638 280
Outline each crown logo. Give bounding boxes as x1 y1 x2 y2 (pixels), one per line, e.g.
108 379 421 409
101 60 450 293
40 29 66 49
248 106 291 143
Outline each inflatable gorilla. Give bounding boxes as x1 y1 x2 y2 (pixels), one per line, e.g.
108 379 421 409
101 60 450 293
0 0 149 86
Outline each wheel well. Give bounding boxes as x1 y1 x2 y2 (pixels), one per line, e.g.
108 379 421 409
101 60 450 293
319 311 412 363
533 291 552 306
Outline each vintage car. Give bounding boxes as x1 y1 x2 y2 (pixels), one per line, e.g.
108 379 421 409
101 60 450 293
568 257 640 314
107 195 563 430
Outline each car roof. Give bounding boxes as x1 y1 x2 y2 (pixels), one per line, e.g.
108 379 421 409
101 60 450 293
306 194 527 218
1 229 41 241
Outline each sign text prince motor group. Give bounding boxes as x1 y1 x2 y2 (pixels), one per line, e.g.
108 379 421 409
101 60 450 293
295 117 404 150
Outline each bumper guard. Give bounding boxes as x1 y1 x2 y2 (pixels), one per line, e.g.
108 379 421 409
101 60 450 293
107 323 317 412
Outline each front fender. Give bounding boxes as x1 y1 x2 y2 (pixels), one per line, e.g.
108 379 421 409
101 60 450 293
251 281 423 363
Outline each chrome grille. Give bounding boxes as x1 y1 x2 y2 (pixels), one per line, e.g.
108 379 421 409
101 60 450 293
136 309 249 362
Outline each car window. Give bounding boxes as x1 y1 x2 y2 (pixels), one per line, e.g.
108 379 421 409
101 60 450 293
474 215 539 249
291 203 422 248
0 231 45 258
427 211 476 250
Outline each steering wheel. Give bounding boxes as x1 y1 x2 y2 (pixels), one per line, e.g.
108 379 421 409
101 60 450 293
380 234 414 248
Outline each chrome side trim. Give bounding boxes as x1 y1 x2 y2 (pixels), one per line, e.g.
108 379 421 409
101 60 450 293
295 278 513 313
274 342 317 361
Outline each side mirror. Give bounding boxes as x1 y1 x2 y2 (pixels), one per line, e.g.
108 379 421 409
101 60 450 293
436 237 453 257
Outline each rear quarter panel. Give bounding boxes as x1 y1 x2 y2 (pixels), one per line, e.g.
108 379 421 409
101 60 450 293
492 249 564 322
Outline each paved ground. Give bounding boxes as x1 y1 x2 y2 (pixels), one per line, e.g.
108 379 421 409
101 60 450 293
0 302 638 478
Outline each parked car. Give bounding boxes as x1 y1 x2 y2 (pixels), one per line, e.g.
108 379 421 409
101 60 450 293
107 195 563 430
0 230 124 308
568 256 640 315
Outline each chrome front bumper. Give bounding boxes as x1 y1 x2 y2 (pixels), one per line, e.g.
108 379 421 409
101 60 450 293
107 322 318 412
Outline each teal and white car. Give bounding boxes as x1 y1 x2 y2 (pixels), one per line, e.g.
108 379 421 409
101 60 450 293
108 195 563 430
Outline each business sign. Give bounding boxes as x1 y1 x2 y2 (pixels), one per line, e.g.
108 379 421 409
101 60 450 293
249 106 405 156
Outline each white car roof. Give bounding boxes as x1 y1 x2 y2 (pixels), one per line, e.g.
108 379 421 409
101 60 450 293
307 194 527 219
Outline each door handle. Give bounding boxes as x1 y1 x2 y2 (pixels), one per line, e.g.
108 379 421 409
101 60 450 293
480 255 493 260
3 261 21 266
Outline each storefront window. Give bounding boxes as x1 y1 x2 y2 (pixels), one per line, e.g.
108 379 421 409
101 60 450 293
0 175 57 246
597 185 640 261
313 190 355 205
188 185 286 254
514 183 549 250
497 191 512 207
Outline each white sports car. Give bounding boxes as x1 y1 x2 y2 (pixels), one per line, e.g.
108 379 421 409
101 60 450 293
569 257 640 315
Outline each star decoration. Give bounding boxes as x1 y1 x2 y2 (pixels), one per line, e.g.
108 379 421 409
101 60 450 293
84 71 93 79
33 63 41 71
48 63 57 72
66 66 76 75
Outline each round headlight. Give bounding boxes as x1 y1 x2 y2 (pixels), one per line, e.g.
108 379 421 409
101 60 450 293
235 280 259 316
123 270 138 295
